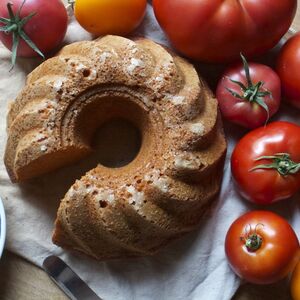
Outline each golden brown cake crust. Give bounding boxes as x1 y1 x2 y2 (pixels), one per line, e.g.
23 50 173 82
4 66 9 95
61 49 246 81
4 36 227 260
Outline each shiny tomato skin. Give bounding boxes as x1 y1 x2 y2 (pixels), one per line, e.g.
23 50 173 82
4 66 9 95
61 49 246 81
277 33 300 109
216 62 281 129
0 0 68 57
231 121 300 204
153 0 297 63
74 0 147 36
225 211 300 285
291 260 300 300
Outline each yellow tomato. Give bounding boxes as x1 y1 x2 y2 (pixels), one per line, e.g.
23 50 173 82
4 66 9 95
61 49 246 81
291 260 300 300
74 0 147 36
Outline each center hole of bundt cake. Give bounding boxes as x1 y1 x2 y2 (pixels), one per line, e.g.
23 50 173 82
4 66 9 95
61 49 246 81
92 118 142 168
73 93 152 169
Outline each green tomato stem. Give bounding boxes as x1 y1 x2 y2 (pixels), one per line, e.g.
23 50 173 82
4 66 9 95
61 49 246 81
250 153 300 176
226 53 271 123
0 0 45 68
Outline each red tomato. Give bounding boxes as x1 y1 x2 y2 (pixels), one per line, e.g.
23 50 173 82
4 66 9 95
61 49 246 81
0 0 68 58
216 55 281 129
225 211 300 284
153 0 297 63
277 32 300 109
291 260 300 300
231 121 300 204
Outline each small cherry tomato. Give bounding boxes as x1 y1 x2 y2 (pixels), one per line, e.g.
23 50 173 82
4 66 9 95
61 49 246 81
0 0 68 65
216 54 281 129
277 32 300 109
291 260 300 300
74 0 147 36
225 211 300 285
231 121 300 204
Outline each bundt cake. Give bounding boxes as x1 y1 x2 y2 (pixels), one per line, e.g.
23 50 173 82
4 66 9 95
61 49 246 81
4 35 226 260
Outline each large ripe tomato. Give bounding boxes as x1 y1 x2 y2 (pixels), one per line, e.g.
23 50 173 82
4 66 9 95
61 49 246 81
74 0 147 36
216 54 281 129
291 260 300 300
153 0 297 63
225 211 300 284
0 0 68 59
231 121 300 204
277 32 300 109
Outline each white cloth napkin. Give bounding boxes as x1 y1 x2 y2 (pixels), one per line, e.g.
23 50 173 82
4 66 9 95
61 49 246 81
0 3 299 300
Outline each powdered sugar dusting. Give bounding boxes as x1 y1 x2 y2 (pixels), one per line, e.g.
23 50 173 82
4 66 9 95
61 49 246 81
40 145 47 152
87 69 97 80
131 48 138 54
126 186 144 207
127 58 145 74
174 153 205 170
165 94 186 105
75 63 87 72
66 186 76 198
189 122 205 135
34 132 47 142
52 79 64 92
24 99 57 115
96 189 115 204
153 177 170 193
99 52 112 63
139 95 151 107
66 182 86 199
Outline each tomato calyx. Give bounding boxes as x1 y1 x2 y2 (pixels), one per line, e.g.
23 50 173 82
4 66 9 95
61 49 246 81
240 224 264 252
251 153 300 176
244 233 262 251
0 0 44 68
226 53 271 122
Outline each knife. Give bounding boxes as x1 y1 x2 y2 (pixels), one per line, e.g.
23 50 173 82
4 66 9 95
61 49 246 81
43 255 102 300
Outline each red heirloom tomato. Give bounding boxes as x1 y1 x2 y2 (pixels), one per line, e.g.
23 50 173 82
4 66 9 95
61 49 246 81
225 211 300 285
216 54 281 129
291 260 300 300
231 121 300 204
0 0 68 64
153 0 297 63
277 32 300 109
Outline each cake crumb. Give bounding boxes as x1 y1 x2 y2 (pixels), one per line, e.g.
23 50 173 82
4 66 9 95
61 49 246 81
127 58 145 74
40 145 47 152
52 79 64 92
189 123 205 135
165 94 186 105
153 177 169 193
99 52 112 63
96 189 115 204
126 186 144 207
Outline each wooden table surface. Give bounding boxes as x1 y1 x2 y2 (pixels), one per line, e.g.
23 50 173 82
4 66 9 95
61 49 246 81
0 6 300 300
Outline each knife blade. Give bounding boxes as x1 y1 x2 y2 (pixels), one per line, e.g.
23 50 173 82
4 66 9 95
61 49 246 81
43 255 102 300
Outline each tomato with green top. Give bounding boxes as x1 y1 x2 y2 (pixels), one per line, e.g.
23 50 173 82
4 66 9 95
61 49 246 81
225 211 300 284
216 54 281 129
231 121 300 204
0 0 68 65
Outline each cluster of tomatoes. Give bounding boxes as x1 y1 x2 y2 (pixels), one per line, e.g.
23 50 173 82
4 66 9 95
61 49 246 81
0 0 147 66
155 1 300 296
0 0 300 298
